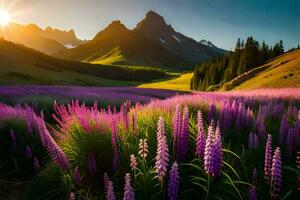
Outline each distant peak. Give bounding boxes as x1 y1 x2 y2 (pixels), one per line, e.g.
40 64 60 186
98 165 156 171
135 10 168 31
93 20 129 40
146 10 164 19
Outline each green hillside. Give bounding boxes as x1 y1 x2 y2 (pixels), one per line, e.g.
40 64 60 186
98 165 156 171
224 49 300 90
0 39 167 86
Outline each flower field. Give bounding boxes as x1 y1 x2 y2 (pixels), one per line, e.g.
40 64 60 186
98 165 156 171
0 88 299 199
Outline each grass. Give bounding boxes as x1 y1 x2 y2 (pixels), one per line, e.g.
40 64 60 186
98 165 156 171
231 49 300 90
138 73 193 91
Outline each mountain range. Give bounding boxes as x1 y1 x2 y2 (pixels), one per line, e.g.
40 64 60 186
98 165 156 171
53 11 227 69
0 23 84 54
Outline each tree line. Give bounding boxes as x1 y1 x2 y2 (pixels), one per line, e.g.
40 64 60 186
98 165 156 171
191 37 285 91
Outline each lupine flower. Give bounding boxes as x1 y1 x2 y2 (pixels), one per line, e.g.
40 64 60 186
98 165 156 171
104 173 110 195
10 129 16 151
204 119 215 176
168 161 180 200
297 151 300 189
74 166 81 186
130 154 137 171
286 127 295 154
264 134 272 183
25 145 32 160
279 114 288 144
138 139 148 159
88 152 97 176
123 173 135 200
248 132 259 150
271 147 282 198
109 114 119 171
195 110 206 159
70 192 75 200
248 168 257 200
178 106 189 161
213 122 223 177
106 181 117 200
155 117 169 183
172 105 182 159
208 104 216 122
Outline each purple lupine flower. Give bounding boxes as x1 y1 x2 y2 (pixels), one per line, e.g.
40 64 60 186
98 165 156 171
195 110 206 159
109 114 119 171
25 145 32 160
208 104 216 122
279 114 288 144
271 147 282 198
88 152 97 176
178 106 189 161
33 157 40 172
106 181 117 200
123 173 135 200
138 139 148 159
130 154 137 171
74 166 81 186
248 168 257 200
204 119 215 176
286 127 295 154
104 173 110 195
10 129 16 151
264 134 272 183
248 132 259 150
70 192 75 200
155 117 169 183
168 161 180 200
213 122 222 177
53 145 70 172
172 105 182 159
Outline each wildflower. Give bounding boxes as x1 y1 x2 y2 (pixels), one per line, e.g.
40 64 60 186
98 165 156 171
74 166 81 186
104 173 110 195
138 139 148 159
213 122 222 177
155 117 169 183
88 152 97 176
123 173 135 200
271 147 282 198
264 134 272 183
70 192 75 200
248 168 257 200
172 105 182 159
204 119 215 176
195 110 206 159
130 154 137 171
106 181 117 200
168 162 180 200
178 106 189 161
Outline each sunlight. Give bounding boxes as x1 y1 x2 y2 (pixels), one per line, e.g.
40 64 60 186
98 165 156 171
0 9 10 26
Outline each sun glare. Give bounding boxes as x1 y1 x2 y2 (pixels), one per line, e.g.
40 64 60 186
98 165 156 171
0 9 11 26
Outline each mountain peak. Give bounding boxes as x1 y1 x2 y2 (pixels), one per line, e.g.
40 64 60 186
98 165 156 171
93 20 129 40
135 10 168 31
146 10 164 20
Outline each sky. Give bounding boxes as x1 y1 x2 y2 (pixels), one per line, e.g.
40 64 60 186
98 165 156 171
4 0 300 50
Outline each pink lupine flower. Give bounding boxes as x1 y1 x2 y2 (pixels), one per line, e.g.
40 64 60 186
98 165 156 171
155 117 169 183
106 181 117 200
271 147 282 198
123 173 135 200
168 161 180 200
74 166 81 186
130 154 137 171
172 105 182 159
178 106 189 161
104 173 110 195
70 192 75 200
264 134 272 183
213 122 222 177
195 110 206 159
204 119 215 176
138 139 148 159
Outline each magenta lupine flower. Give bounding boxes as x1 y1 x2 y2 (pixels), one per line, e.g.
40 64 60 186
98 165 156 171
178 106 189 161
213 122 223 177
104 173 110 195
74 166 81 186
195 110 206 159
271 147 282 198
168 161 180 200
138 139 148 159
123 173 135 200
172 105 182 159
248 168 257 200
88 152 97 176
33 157 40 172
10 129 16 151
109 114 119 171
25 145 32 160
70 192 75 200
204 119 215 176
264 134 272 183
106 181 117 200
155 117 169 183
130 154 137 171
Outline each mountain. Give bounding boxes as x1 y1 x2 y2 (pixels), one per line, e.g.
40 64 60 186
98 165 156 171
223 49 300 90
54 11 227 70
0 23 84 54
199 40 229 54
0 39 166 86
54 20 189 70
